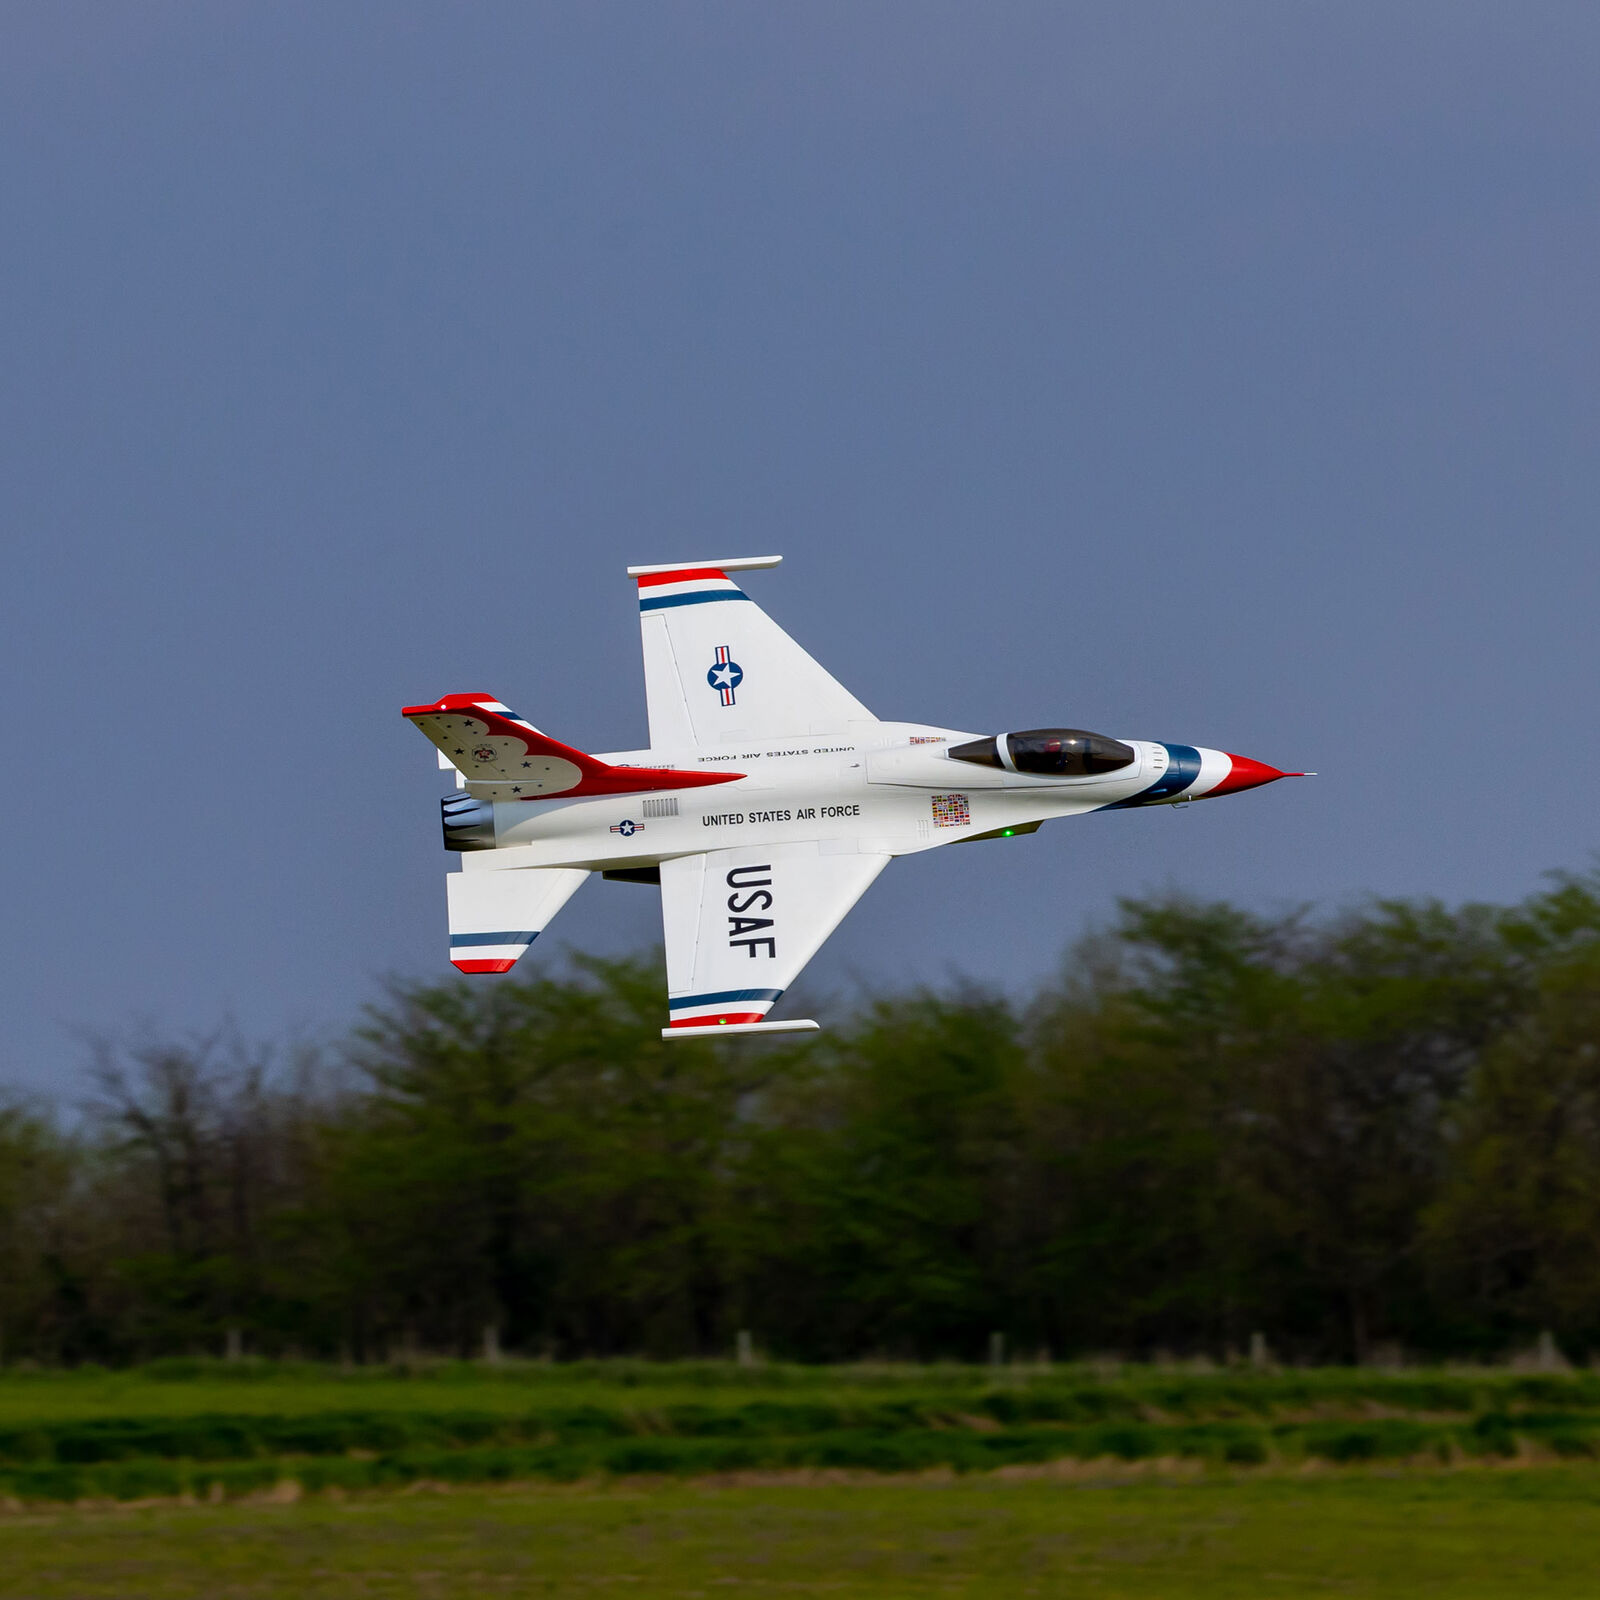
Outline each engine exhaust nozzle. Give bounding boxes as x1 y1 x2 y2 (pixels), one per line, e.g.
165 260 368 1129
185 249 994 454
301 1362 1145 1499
441 792 496 852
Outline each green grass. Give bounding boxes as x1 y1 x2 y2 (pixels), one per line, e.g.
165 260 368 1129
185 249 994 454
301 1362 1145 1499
8 1361 1600 1504
6 1469 1600 1598
6 1366 1600 1595
5 1357 1599 1423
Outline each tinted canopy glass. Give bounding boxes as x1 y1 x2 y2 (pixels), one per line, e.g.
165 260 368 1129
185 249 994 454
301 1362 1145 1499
1007 729 1135 776
949 729 1135 777
946 735 1002 768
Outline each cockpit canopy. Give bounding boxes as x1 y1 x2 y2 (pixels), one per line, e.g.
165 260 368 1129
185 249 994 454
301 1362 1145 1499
948 728 1136 778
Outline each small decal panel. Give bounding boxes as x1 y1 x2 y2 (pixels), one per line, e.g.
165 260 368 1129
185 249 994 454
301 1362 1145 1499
707 644 744 706
610 819 643 837
931 793 971 828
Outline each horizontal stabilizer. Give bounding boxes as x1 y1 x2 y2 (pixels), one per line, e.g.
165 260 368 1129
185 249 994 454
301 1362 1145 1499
447 865 588 973
662 1018 820 1040
403 694 741 801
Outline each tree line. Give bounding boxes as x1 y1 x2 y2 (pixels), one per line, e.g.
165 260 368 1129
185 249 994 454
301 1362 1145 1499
6 869 1600 1367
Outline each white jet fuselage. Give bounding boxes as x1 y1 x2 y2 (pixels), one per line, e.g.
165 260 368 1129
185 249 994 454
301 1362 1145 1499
478 727 1208 873
406 557 1305 1036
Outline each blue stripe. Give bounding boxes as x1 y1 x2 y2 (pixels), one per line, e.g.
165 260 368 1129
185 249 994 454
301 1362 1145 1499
1098 744 1204 810
449 930 539 947
639 589 749 612
669 987 784 1010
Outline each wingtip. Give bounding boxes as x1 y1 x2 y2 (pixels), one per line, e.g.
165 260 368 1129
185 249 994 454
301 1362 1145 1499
661 1019 821 1040
626 555 783 577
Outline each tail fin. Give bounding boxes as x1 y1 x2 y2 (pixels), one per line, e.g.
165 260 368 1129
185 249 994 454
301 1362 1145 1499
403 694 740 801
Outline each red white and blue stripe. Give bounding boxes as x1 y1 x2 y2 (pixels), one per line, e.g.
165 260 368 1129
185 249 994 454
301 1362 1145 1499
666 988 785 1029
450 929 539 975
1098 746 1304 809
636 567 751 612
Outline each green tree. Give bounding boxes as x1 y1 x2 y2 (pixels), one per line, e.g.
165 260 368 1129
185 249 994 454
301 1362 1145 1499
322 954 787 1356
1023 899 1298 1355
1427 882 1600 1351
0 1101 77 1363
739 988 1024 1359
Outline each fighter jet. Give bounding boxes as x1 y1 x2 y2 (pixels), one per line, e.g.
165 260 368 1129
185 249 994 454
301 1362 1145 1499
404 557 1306 1039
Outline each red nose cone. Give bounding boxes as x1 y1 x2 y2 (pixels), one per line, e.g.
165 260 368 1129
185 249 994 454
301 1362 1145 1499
1210 754 1299 796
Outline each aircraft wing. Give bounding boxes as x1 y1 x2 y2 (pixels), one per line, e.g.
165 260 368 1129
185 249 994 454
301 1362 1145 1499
629 557 875 751
659 842 890 1037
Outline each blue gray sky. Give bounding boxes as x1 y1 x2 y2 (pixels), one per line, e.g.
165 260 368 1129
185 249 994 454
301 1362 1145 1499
5 4 1598 1092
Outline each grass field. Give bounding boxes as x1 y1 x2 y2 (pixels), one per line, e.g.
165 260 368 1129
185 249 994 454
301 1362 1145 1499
7 1359 1600 1501
6 1468 1600 1598
6 1362 1600 1596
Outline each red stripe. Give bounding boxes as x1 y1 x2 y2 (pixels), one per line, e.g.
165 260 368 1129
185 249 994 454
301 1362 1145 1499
668 1012 766 1028
635 567 728 589
402 692 496 716
452 958 519 974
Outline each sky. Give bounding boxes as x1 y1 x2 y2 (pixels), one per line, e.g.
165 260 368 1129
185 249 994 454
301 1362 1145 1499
4 3 1599 1093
